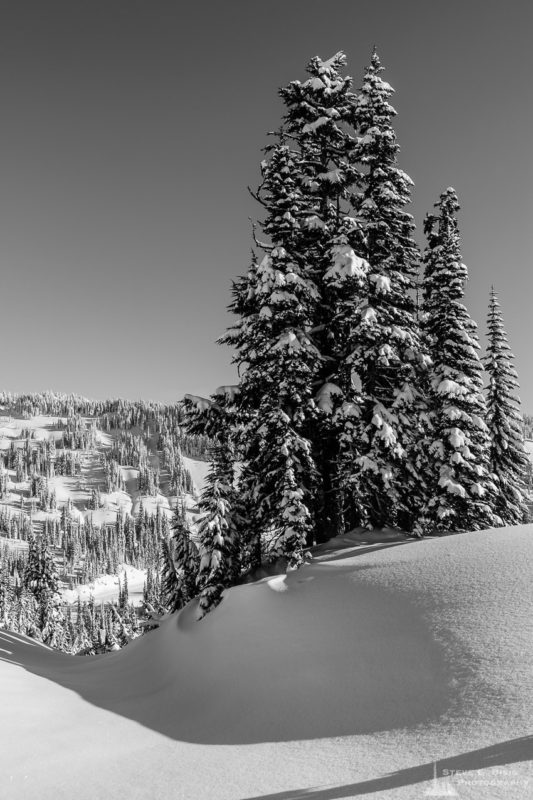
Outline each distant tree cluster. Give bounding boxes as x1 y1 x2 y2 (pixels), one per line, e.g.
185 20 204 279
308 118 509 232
0 555 143 654
1 491 172 585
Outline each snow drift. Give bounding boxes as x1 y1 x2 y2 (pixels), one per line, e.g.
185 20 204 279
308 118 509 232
1 526 532 799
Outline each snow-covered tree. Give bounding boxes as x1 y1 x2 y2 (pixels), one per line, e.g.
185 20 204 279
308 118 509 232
24 535 65 647
161 498 200 611
237 248 319 559
220 141 320 560
221 54 372 555
247 403 316 565
417 188 497 533
351 49 427 529
279 52 371 538
196 446 237 617
73 596 91 653
183 388 241 618
484 287 528 524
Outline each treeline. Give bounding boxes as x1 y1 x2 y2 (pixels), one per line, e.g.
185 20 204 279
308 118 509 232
0 502 172 586
0 391 167 420
0 391 211 459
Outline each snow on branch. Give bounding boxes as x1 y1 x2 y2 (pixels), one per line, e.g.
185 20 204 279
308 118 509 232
183 394 215 413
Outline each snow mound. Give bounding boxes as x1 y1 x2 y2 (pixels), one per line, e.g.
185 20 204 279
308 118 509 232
1 526 532 799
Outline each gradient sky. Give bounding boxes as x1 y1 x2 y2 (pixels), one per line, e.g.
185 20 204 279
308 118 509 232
1 0 532 406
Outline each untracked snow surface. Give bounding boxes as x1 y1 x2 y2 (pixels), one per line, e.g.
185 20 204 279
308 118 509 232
1 526 532 799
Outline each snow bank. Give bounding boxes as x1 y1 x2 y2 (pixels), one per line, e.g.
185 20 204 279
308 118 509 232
1 526 532 799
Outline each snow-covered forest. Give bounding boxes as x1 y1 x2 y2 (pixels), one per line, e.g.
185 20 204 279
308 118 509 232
0 391 210 652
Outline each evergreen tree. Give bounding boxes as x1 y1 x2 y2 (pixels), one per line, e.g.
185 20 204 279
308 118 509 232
221 142 320 557
484 287 528 524
161 499 199 611
74 596 90 652
417 188 497 533
24 535 65 646
183 389 241 617
351 49 427 529
279 52 370 539
121 570 129 608
221 53 373 554
0 559 12 623
196 444 237 617
248 404 316 565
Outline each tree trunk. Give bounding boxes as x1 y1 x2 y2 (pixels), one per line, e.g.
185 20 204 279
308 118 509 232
314 433 344 543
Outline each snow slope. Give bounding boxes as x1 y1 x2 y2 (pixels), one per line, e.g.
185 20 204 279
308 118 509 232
0 526 532 799
182 454 210 496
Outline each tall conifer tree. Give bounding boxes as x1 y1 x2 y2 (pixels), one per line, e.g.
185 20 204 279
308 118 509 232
484 287 528 524
279 52 369 539
221 142 319 562
351 49 427 529
223 53 370 551
418 188 497 532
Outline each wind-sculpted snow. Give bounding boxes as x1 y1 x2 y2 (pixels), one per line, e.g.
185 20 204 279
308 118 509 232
0 526 532 798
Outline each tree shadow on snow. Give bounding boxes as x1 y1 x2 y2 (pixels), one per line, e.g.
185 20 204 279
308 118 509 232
314 540 412 564
239 736 533 799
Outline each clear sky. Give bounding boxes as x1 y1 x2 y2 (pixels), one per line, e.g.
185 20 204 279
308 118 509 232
1 0 532 407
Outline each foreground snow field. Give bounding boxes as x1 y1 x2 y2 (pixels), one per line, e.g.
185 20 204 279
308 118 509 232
0 526 532 799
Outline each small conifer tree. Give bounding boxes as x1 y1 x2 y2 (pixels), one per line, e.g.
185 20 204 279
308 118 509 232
484 287 528 524
161 499 199 611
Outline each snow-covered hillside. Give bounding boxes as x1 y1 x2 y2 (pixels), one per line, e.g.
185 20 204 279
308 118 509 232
0 404 209 609
1 525 531 799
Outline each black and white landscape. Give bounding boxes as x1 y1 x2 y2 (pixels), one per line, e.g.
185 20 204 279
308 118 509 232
0 2 532 799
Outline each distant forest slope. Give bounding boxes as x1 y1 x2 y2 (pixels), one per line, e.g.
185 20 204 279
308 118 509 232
0 391 211 652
